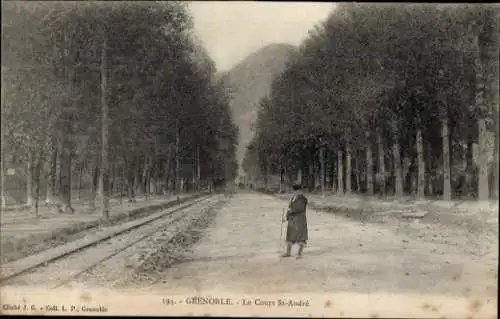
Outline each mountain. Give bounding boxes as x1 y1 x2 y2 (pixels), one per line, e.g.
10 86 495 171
218 43 298 179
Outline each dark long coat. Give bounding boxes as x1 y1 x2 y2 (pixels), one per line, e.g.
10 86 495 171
285 193 308 243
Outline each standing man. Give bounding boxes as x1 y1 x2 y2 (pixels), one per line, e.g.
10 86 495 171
282 184 308 259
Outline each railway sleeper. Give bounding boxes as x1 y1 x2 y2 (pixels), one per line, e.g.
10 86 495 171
134 198 228 280
1 193 206 265
0 194 212 283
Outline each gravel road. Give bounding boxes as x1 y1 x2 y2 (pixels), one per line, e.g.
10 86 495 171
1 192 496 318
134 192 497 316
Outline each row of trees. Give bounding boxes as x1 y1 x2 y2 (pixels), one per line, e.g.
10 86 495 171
244 4 499 200
1 2 239 217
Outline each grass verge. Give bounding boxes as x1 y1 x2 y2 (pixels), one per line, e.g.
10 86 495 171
0 193 205 264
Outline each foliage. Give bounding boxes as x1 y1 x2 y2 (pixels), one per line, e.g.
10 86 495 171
2 1 239 208
245 4 498 197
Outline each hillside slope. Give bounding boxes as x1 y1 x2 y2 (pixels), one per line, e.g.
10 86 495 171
218 43 297 178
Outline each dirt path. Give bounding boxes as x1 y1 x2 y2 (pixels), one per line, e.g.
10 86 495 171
134 192 497 299
1 192 496 317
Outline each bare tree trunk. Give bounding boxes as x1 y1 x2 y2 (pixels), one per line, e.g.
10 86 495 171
46 141 57 204
77 164 84 201
142 157 147 198
109 159 115 198
352 156 358 193
366 132 374 196
55 39 75 214
488 10 499 199
90 163 99 210
116 161 121 197
402 156 411 194
135 159 141 196
197 144 201 192
392 125 403 198
426 142 435 196
97 171 103 200
284 163 289 192
442 118 452 201
148 168 156 198
296 168 302 186
159 167 163 194
156 165 161 195
175 120 180 194
190 154 196 193
0 79 5 210
477 118 489 200
100 32 110 220
472 24 491 201
324 152 330 191
146 167 151 196
169 160 176 193
147 165 152 199
410 158 418 195
320 145 325 197
115 161 120 197
314 168 320 191
416 128 425 199
127 157 136 202
279 164 284 193
142 155 150 199
308 161 314 192
331 155 337 193
58 134 74 213
494 112 499 199
26 151 33 207
55 137 62 196
163 159 170 194
459 141 468 196
355 156 361 193
377 133 386 197
162 162 168 194
32 152 42 217
453 140 467 198
493 73 500 198
120 164 124 205
44 160 51 203
337 150 344 195
146 171 151 199
345 145 351 195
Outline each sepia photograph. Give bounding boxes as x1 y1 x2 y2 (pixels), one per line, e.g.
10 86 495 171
0 1 498 317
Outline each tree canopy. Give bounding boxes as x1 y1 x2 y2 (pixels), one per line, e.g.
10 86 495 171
245 4 498 199
2 1 239 211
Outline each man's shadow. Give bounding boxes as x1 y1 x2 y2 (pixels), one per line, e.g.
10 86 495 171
175 245 340 265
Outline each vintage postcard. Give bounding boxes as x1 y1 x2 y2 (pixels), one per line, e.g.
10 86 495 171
1 1 498 318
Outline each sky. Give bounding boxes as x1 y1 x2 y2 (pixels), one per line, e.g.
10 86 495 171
188 1 336 72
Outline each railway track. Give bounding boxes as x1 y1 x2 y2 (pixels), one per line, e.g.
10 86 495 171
0 194 222 288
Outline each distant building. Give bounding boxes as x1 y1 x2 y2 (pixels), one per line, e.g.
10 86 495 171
236 174 247 186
